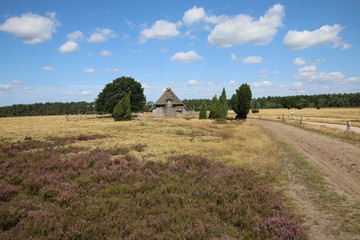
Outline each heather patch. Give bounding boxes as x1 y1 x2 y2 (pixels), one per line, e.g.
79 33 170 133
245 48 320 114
0 139 306 239
49 134 110 145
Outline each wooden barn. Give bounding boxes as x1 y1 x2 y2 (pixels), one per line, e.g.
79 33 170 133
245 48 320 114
149 88 188 117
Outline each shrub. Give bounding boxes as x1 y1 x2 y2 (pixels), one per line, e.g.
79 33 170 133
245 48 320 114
113 92 131 121
0 181 17 201
199 105 207 119
251 109 259 113
209 95 221 119
231 83 252 119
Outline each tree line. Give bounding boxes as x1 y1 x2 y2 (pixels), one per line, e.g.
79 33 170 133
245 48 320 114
252 93 360 109
1 77 359 118
0 102 96 117
183 92 360 111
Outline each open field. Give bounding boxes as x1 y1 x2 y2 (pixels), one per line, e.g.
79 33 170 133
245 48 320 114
0 116 307 239
248 107 360 127
1 115 359 239
0 116 280 169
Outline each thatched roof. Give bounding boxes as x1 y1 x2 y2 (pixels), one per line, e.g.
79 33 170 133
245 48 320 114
150 88 188 111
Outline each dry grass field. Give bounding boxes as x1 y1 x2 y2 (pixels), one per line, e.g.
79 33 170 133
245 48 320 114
1 114 359 238
0 116 279 171
1 115 310 239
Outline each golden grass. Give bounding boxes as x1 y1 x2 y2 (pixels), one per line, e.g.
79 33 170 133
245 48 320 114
248 108 360 127
0 115 280 172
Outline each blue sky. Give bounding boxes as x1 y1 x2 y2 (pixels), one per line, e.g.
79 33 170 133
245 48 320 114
0 0 359 106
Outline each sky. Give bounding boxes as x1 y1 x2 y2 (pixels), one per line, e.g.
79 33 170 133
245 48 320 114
0 0 359 106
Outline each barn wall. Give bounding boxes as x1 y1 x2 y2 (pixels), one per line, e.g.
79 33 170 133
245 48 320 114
151 106 187 117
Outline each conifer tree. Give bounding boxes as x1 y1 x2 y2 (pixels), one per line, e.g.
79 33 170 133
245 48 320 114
231 83 252 119
209 95 221 119
199 104 207 119
113 92 131 121
219 87 228 118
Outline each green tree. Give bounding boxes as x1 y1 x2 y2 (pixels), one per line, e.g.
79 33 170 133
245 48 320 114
113 92 131 121
209 95 221 119
219 87 228 118
231 83 252 119
199 105 207 119
96 76 146 113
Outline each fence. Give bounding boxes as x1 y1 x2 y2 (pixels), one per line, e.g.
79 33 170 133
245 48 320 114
133 111 198 120
65 111 199 121
64 113 111 121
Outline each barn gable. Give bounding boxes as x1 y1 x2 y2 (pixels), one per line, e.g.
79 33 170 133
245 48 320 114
150 88 188 117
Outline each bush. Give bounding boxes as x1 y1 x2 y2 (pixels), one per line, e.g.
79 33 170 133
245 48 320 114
95 76 146 113
251 109 259 113
0 182 17 201
113 92 131 121
199 105 207 119
231 83 252 119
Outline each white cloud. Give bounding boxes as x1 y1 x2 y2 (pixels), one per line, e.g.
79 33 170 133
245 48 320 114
140 20 180 43
188 79 198 85
342 43 352 50
0 12 60 44
253 81 273 87
0 84 11 90
208 4 284 48
83 68 96 74
260 70 279 78
283 24 349 50
88 28 116 43
105 68 119 72
100 50 113 56
299 65 317 73
243 56 263 64
0 80 31 92
142 83 155 89
293 61 360 86
183 6 206 25
170 50 203 64
81 90 92 96
204 15 228 24
185 31 197 40
229 80 237 86
295 64 347 84
67 31 84 41
58 41 79 53
42 66 56 71
230 53 238 61
348 77 360 83
11 80 24 85
292 82 306 93
293 57 307 66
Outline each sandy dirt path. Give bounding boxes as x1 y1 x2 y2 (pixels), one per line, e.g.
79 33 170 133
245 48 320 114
251 119 360 200
251 119 360 239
